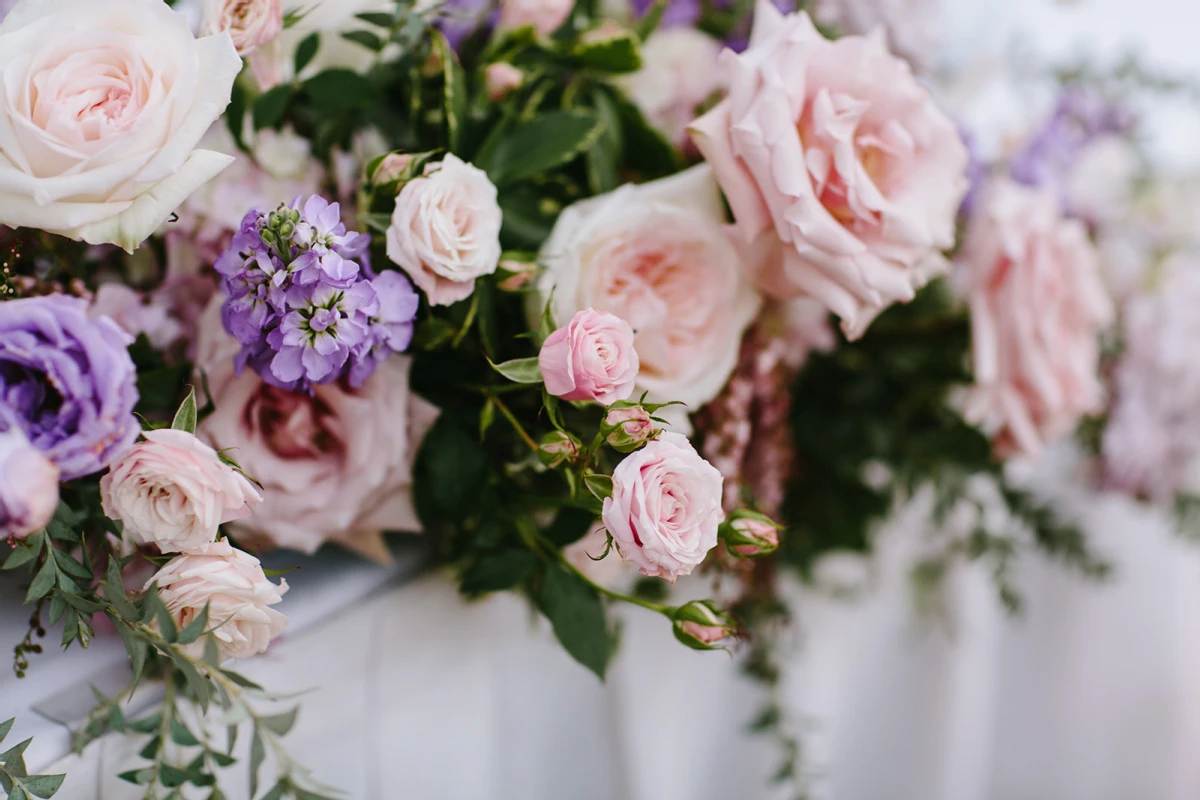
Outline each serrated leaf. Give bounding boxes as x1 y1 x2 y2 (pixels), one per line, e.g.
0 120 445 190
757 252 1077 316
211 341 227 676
537 567 611 679
22 774 64 798
584 474 613 501
460 549 537 594
260 707 297 737
253 83 294 131
293 32 320 73
489 356 542 384
24 557 55 603
171 387 198 434
479 111 604 186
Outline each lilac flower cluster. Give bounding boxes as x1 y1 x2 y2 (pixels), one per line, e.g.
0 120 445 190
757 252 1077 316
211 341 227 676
216 196 419 393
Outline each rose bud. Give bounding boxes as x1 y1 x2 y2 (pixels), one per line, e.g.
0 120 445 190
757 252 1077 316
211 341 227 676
539 430 581 468
719 509 782 558
372 153 415 186
485 63 524 102
497 0 573 37
0 427 59 540
496 258 538 292
600 402 659 454
539 308 639 405
672 600 736 650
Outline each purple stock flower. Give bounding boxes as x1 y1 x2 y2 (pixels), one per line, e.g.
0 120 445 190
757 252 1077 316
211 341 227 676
0 295 140 480
957 124 989 218
631 0 701 27
1009 88 1133 208
216 195 418 393
436 0 495 49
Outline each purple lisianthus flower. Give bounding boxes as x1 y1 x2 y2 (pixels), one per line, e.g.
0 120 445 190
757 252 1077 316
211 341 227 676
0 295 139 480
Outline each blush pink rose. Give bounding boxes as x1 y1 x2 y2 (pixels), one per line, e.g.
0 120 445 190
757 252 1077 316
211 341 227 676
539 309 639 405
689 1 968 339
497 0 572 37
386 154 502 307
485 63 524 101
148 539 287 661
100 428 262 554
601 432 724 582
194 300 437 561
960 179 1114 459
536 165 760 410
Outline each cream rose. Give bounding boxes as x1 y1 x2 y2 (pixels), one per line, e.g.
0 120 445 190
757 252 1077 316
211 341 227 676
960 179 1113 459
194 300 437 561
385 154 502 307
149 539 287 661
536 164 760 410
0 0 242 252
200 0 281 56
616 28 724 148
689 1 968 339
601 432 725 582
100 428 263 554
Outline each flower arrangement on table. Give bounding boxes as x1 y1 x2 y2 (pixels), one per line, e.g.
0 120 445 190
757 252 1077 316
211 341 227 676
0 0 1191 795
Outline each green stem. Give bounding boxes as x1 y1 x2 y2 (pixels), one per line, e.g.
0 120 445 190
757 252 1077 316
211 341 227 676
492 396 539 452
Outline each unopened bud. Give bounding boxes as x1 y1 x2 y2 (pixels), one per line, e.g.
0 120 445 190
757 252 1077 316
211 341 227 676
259 228 278 249
373 153 414 186
719 509 782 558
600 402 659 453
496 259 537 292
539 430 580 468
277 221 295 240
485 63 524 102
672 601 735 650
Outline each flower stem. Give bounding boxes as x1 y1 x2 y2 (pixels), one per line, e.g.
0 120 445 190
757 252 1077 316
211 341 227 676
492 395 539 452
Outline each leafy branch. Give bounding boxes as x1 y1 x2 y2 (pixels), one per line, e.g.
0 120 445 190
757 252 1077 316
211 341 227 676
0 718 65 800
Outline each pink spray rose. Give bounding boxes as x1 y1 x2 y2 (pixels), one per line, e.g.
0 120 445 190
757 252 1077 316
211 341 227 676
960 180 1113 459
602 432 724 582
689 1 968 339
0 426 59 540
194 301 438 561
149 539 287 661
485 63 524 101
100 428 262 554
539 309 640 405
497 0 573 37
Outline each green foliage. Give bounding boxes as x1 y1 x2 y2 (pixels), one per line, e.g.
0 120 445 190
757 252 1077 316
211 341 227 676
0 719 65 799
536 566 614 679
170 388 197 435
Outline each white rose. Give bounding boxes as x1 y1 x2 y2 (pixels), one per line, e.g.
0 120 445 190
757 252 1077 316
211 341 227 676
536 164 761 410
616 28 724 147
0 0 242 252
0 426 59 540
100 428 263 554
149 539 287 661
386 154 502 307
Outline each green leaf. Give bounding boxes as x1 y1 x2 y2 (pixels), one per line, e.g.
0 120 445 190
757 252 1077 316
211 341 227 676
260 707 297 737
355 11 394 26
51 549 91 582
226 77 248 153
479 110 604 186
303 69 378 113
488 357 542 384
170 718 200 747
584 474 613 502
572 29 642 73
545 507 596 547
341 29 384 50
10 787 26 800
105 558 138 621
537 567 611 679
634 0 666 40
3 532 43 571
160 764 189 788
24 557 56 603
127 713 161 735
414 417 488 523
176 604 210 646
294 32 320 73
118 768 154 785
21 774 64 798
171 387 197 434
259 780 287 800
248 731 265 798
175 659 210 712
479 398 496 441
0 719 11 744
460 549 537 594
432 31 467 152
2 737 32 773
253 83 294 131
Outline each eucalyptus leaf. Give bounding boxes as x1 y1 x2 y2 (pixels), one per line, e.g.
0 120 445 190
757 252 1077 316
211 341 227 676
261 707 298 737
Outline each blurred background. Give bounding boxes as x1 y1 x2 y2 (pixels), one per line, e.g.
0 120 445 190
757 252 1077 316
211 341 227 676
41 1 1200 799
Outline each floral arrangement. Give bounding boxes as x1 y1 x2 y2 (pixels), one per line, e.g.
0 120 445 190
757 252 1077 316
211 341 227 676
0 0 1191 795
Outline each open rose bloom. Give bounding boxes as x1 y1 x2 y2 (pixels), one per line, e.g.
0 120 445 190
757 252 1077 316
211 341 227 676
960 180 1114 458
0 0 241 251
690 1 967 339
